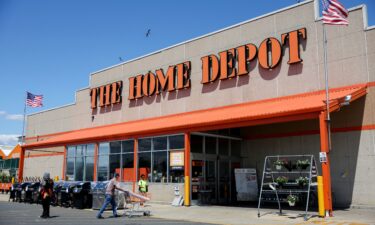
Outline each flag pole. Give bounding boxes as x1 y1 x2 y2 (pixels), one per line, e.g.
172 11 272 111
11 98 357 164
21 92 27 145
323 24 332 150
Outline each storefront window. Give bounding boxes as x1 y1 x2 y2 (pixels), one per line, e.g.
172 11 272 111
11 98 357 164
66 144 95 181
75 154 84 181
219 138 229 155
205 136 217 154
97 154 109 181
109 154 121 179
66 157 74 181
86 144 95 156
138 152 151 182
121 140 134 182
99 142 109 154
85 156 94 181
122 140 134 153
152 151 167 183
108 141 121 179
169 135 184 149
137 134 185 183
191 135 203 153
139 138 151 152
67 146 75 158
231 140 241 157
122 154 134 168
85 144 95 181
153 137 167 150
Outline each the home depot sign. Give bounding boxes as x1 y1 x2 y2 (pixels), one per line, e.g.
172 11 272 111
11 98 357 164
90 28 306 109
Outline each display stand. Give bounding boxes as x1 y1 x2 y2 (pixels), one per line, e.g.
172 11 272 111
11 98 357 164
257 155 318 221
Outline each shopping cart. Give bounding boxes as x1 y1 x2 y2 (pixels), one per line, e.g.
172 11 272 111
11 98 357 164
123 191 151 218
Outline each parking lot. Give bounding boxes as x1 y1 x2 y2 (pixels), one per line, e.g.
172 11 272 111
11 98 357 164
0 201 213 225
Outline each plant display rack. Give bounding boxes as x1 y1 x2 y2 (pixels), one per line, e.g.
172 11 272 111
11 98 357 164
257 155 318 221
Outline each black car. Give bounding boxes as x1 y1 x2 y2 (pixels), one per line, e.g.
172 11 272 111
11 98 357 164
59 182 79 208
72 182 92 209
51 181 63 206
16 182 31 203
25 182 41 204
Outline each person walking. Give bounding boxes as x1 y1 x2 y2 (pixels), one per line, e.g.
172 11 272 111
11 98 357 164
96 173 126 219
40 172 54 219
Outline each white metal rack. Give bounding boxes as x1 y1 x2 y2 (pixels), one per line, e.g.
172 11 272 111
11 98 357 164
257 155 318 221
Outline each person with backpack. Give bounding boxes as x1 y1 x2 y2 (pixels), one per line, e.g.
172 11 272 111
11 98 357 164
40 172 54 219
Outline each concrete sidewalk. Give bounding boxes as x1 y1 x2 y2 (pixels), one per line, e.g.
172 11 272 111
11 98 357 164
118 203 375 225
1 194 374 225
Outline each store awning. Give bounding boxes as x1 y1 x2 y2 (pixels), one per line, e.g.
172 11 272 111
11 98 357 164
24 84 367 149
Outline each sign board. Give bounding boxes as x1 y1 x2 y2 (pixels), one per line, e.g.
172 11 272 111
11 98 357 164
170 151 184 167
90 27 307 108
234 168 258 201
319 152 327 163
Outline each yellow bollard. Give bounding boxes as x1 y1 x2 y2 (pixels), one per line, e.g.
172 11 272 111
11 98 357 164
11 177 15 184
317 176 325 217
184 176 190 206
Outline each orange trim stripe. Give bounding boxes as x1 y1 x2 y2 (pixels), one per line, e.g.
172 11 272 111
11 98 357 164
25 152 64 158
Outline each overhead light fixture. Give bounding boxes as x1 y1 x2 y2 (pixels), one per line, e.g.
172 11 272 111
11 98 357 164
340 95 352 106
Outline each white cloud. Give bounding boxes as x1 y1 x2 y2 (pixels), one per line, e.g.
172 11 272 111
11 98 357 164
0 134 19 146
5 114 23 121
0 111 6 115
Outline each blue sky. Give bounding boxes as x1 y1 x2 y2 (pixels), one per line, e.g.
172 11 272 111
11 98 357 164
0 0 374 147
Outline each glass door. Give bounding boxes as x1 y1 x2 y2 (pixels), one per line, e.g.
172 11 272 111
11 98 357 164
218 160 230 204
205 159 217 204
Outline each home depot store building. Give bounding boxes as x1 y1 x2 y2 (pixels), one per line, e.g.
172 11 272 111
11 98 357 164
19 1 375 212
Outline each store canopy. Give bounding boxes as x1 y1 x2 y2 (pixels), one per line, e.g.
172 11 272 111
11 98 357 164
24 84 367 149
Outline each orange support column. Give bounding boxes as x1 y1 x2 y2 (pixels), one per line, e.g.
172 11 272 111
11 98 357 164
93 143 99 181
18 147 25 182
133 138 138 192
62 146 67 180
319 111 333 216
184 133 191 206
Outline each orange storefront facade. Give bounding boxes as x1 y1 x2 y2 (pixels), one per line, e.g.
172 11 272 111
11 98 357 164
20 0 375 212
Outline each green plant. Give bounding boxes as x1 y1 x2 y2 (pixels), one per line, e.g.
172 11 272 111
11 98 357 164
296 176 309 186
275 176 288 186
273 159 284 166
287 194 298 204
0 173 11 183
297 159 310 170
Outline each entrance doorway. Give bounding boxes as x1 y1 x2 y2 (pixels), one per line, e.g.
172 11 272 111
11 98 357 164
190 132 241 205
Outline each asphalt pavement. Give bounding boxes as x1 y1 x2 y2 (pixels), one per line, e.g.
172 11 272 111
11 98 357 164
0 201 214 225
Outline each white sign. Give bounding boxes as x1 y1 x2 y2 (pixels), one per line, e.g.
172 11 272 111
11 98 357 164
235 168 258 201
170 151 184 167
319 152 327 163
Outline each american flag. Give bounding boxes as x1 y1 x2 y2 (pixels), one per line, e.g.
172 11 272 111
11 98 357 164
322 0 349 25
26 92 43 107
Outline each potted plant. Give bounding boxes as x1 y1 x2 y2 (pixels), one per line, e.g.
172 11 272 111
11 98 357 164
296 176 309 187
287 194 298 206
275 176 288 187
273 159 284 170
297 159 310 170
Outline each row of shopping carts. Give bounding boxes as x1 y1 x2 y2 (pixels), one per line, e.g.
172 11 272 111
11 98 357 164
8 181 94 209
6 181 151 217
